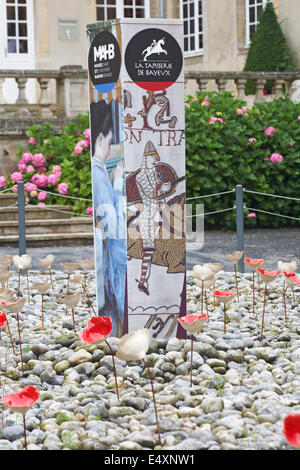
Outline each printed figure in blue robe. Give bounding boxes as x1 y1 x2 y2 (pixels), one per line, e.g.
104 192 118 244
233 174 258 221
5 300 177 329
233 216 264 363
90 100 126 337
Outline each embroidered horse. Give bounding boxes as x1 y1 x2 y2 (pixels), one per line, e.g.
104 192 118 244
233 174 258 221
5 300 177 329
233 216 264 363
142 38 167 61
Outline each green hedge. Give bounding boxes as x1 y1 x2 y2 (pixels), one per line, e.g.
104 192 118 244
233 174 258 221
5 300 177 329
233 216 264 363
185 91 300 230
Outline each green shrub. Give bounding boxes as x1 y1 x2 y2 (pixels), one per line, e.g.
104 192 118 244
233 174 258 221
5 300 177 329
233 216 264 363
185 91 300 230
244 3 295 94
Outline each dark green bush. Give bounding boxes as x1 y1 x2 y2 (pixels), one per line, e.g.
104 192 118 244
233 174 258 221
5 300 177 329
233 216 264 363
244 3 295 94
185 91 300 230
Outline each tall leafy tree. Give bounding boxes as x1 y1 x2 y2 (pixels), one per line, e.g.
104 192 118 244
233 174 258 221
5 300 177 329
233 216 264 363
244 3 295 94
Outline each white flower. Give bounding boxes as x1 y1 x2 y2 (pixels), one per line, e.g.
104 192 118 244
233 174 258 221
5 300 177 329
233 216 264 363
116 329 150 362
39 255 55 270
13 255 32 270
32 282 52 295
193 265 215 281
278 260 297 274
59 292 81 308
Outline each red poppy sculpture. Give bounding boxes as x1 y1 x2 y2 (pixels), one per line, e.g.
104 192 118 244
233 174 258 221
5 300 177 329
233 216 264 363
244 258 265 312
178 314 207 387
257 269 281 341
213 291 236 333
282 413 300 449
0 311 15 354
2 385 39 450
79 316 119 401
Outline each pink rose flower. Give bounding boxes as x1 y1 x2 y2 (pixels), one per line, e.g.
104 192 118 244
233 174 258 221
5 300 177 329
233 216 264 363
269 153 283 164
22 153 33 164
35 174 48 188
48 174 58 186
86 207 93 216
209 117 224 124
52 165 62 177
264 126 277 137
201 96 210 106
84 129 91 143
74 145 83 155
25 182 37 193
12 185 18 193
298 116 300 121
10 172 23 183
58 183 68 195
30 190 38 198
38 191 48 201
0 176 6 189
28 137 36 145
237 107 248 116
38 167 47 174
26 165 35 173
247 212 256 218
185 103 190 108
249 138 257 143
33 154 46 168
18 162 27 173
38 202 46 207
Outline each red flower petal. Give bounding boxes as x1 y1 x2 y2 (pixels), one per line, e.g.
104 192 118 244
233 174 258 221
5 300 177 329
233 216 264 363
2 386 39 408
213 290 236 297
179 314 207 324
79 316 112 344
0 312 7 327
245 258 265 265
283 414 300 447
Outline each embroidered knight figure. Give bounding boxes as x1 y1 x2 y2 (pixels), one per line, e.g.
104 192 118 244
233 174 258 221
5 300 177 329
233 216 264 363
135 141 171 295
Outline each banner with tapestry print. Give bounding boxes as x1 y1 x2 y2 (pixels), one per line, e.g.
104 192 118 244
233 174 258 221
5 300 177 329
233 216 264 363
87 19 186 339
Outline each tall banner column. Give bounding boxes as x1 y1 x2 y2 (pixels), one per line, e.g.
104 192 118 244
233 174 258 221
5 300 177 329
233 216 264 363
87 18 186 339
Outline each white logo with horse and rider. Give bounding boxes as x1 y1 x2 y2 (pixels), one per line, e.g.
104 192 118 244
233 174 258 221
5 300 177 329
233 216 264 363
142 38 168 61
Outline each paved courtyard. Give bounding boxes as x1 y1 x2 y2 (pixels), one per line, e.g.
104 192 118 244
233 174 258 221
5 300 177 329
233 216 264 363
0 228 299 273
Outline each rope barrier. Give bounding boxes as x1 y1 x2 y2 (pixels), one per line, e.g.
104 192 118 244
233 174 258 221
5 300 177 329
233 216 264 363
186 189 235 202
245 206 300 222
0 188 15 194
0 203 18 210
244 189 300 202
34 188 92 202
26 204 90 218
186 207 235 218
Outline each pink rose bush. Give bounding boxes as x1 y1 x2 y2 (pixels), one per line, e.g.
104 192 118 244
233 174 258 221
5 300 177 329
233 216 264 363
58 183 68 195
86 207 93 216
249 138 257 143
10 172 23 183
264 126 277 137
0 176 6 189
269 153 283 164
209 116 224 124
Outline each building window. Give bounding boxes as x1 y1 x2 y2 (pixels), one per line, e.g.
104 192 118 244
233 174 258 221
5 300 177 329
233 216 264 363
6 0 29 54
96 0 150 21
181 0 203 56
246 0 273 45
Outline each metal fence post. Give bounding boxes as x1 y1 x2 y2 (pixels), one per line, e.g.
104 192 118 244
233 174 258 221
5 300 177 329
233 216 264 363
17 181 26 256
236 184 244 273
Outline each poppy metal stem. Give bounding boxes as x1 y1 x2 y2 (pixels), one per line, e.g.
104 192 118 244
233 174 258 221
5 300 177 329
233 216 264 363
205 290 209 322
252 270 255 313
201 280 204 315
283 286 287 323
23 414 27 450
223 303 226 334
67 273 70 295
105 340 119 402
142 359 161 446
41 294 44 329
257 272 261 295
190 335 194 387
234 265 239 302
16 313 24 374
82 283 96 316
26 269 30 305
6 320 16 355
48 269 53 284
18 269 21 298
213 283 216 311
71 308 76 334
261 285 267 341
